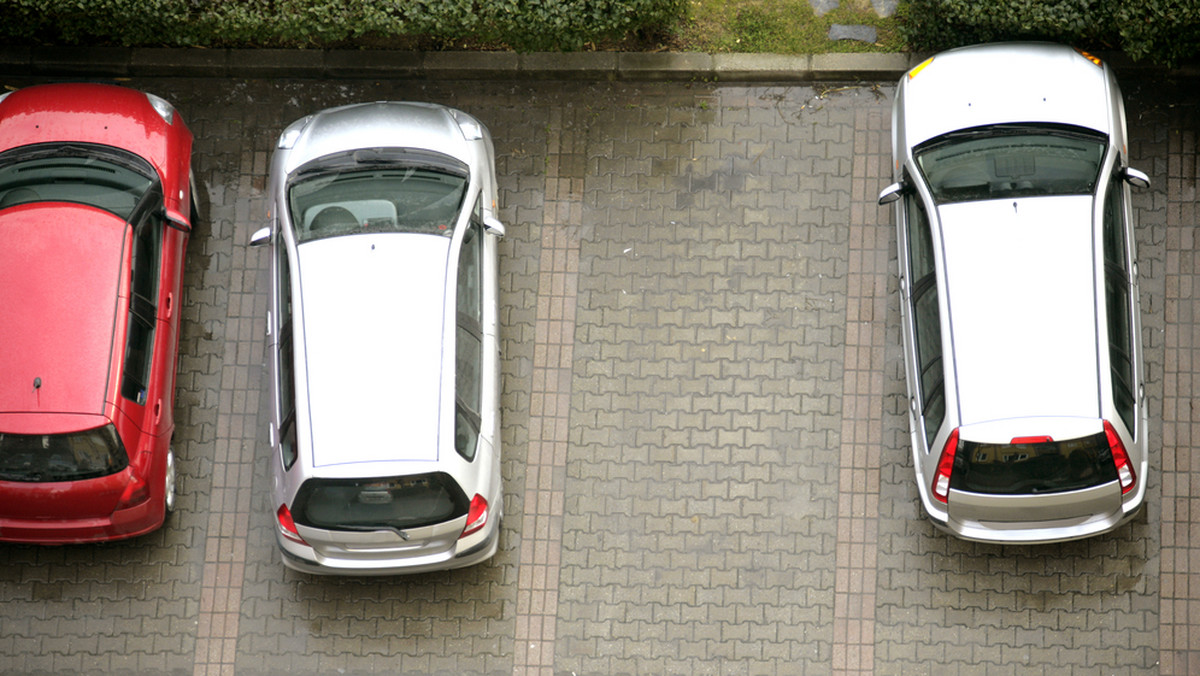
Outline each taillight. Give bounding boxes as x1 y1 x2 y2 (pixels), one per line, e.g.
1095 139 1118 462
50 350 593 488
115 472 150 510
461 494 488 538
1104 421 1136 494
931 428 960 503
276 504 308 545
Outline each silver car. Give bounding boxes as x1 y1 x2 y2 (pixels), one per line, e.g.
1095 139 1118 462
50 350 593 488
879 43 1150 544
251 102 504 574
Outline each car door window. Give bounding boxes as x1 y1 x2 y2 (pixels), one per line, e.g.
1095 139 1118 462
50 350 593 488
121 210 161 405
1102 164 1136 433
277 243 298 470
454 197 484 461
906 192 945 448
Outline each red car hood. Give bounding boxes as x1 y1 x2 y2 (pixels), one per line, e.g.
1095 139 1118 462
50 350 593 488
0 83 173 179
0 203 126 419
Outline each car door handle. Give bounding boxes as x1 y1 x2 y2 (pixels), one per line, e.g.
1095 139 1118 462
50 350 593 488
165 291 173 319
154 399 163 424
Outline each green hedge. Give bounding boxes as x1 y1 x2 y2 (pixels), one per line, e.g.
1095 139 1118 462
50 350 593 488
899 0 1200 66
0 0 684 51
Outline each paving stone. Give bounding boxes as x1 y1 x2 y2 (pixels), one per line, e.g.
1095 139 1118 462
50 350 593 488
0 65 1188 675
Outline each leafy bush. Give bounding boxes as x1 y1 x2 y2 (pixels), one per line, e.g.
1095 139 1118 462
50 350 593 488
898 0 1200 66
1114 1 1200 65
0 0 684 51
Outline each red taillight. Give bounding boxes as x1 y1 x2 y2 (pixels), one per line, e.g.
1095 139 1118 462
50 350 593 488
276 504 308 545
1010 435 1053 445
1104 421 1136 495
115 472 150 510
461 494 489 538
931 428 960 504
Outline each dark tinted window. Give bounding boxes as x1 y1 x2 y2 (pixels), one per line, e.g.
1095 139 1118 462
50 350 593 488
915 124 1106 204
277 243 298 470
907 193 936 282
1102 167 1136 433
0 425 128 482
951 432 1118 495
906 193 945 448
455 210 484 461
121 214 162 405
292 472 469 531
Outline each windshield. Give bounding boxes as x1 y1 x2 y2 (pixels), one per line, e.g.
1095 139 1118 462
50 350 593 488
0 424 129 482
915 124 1107 204
288 163 468 244
0 143 156 220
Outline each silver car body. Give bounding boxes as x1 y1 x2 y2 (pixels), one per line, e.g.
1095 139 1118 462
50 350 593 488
254 102 504 574
881 43 1149 543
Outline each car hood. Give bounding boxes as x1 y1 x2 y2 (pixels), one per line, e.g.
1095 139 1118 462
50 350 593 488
282 102 475 177
297 232 452 468
0 203 125 418
940 195 1100 427
0 83 178 185
902 42 1113 148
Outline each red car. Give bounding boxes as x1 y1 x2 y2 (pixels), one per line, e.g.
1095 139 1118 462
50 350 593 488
0 83 194 543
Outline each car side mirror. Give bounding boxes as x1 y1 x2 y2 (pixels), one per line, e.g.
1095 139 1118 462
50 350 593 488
1122 167 1150 190
163 206 191 233
483 215 505 238
878 182 904 205
250 227 271 247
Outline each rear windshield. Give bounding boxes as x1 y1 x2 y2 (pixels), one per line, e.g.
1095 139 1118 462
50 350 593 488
0 424 129 482
915 124 1107 204
0 143 156 220
292 472 469 531
951 431 1118 495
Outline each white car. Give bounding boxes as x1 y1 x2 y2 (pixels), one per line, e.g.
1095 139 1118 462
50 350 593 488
251 102 504 574
879 43 1150 544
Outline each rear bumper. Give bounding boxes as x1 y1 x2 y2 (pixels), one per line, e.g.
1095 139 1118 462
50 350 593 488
277 519 500 576
927 498 1144 545
0 501 164 544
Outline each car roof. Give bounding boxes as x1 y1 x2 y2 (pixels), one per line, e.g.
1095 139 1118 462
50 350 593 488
0 83 176 183
901 42 1114 148
0 204 127 420
280 102 476 176
297 232 453 468
941 195 1101 428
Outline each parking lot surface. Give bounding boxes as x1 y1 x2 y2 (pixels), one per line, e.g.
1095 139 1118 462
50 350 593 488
0 67 1196 675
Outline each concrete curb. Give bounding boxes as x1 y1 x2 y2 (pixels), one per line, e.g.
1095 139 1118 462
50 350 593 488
0 47 1189 82
0 47 923 82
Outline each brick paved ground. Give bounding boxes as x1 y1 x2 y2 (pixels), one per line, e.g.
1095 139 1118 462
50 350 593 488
0 71 1194 675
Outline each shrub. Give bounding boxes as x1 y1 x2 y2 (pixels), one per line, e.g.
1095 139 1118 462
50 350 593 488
0 0 685 51
1114 1 1200 65
898 0 1200 66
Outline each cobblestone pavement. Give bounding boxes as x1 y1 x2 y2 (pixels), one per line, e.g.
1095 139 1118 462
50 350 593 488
0 70 1195 675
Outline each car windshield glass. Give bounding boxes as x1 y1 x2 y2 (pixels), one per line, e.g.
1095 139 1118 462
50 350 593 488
915 124 1107 204
292 472 469 531
0 424 129 482
288 164 468 243
951 431 1118 496
0 143 156 220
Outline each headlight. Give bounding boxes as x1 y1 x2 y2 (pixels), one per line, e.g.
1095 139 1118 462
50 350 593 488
451 109 483 141
278 116 313 149
145 92 175 125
